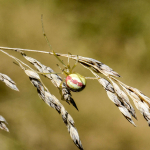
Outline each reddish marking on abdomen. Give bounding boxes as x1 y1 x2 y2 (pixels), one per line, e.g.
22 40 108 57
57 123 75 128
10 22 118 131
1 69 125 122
66 75 83 87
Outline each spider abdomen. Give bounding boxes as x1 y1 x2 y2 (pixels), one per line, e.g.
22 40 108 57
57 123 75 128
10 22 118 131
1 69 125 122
66 73 86 92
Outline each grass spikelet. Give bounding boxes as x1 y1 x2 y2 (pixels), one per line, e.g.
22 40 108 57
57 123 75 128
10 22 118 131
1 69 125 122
121 85 150 126
0 116 9 132
109 78 137 119
106 90 136 126
0 73 19 91
109 76 150 126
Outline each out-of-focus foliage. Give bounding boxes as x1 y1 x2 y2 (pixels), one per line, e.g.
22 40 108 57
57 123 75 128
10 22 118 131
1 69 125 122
0 0 150 150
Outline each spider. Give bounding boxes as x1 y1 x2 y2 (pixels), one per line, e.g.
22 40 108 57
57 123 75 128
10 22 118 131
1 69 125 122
53 51 86 92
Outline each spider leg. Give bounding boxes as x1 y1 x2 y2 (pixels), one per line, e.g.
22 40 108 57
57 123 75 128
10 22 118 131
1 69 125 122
70 55 79 73
58 79 67 101
38 72 62 75
67 52 71 71
56 64 68 76
85 77 99 80
41 15 67 68
41 14 53 50
53 51 67 68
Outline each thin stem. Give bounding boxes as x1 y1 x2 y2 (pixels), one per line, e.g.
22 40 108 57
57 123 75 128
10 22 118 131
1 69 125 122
0 47 79 66
0 46 53 54
0 47 76 60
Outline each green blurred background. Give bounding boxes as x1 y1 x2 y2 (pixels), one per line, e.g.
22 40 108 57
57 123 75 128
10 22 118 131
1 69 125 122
1 0 150 150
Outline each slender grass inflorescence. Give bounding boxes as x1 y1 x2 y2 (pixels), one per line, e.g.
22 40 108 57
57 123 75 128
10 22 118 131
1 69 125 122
1 44 150 149
1 45 150 149
0 17 150 149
